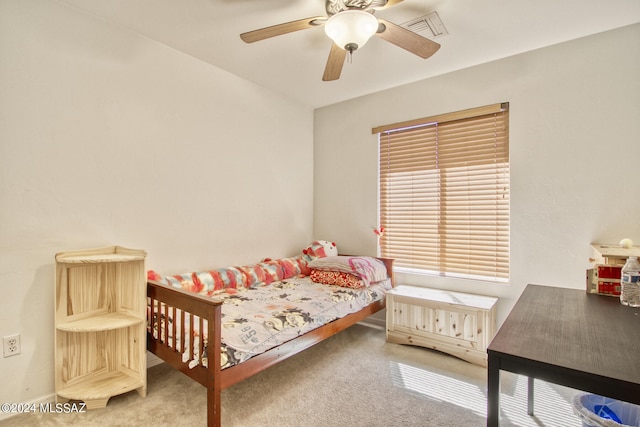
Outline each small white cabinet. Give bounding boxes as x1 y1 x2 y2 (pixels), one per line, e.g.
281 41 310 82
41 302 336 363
386 285 497 367
55 246 147 409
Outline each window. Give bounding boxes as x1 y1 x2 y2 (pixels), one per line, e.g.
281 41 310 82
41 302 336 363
374 103 509 282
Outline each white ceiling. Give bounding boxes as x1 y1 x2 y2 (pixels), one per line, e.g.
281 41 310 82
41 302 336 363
59 0 640 109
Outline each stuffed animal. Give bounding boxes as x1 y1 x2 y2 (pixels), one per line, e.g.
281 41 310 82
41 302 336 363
302 240 338 259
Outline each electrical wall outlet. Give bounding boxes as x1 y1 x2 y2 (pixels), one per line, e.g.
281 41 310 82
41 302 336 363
3 334 21 357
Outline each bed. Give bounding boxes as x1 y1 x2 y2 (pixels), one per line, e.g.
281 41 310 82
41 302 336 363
146 241 394 427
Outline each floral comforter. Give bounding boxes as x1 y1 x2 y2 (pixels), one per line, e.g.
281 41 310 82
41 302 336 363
150 276 392 370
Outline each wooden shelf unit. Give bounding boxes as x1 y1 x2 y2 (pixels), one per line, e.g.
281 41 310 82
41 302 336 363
590 243 640 265
55 246 147 409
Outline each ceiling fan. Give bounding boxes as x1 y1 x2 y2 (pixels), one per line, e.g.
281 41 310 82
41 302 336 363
240 0 441 81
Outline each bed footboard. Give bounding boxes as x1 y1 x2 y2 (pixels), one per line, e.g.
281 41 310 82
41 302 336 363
147 280 223 427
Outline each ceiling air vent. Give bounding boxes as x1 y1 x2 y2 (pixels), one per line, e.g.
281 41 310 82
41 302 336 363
401 11 448 38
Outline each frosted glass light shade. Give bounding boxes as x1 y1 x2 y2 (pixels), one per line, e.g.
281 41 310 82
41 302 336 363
324 10 379 52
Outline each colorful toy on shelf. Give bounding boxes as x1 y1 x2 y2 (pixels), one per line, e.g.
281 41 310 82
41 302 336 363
587 243 640 297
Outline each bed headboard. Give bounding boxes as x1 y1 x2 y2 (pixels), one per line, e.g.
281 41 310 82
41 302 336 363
377 257 395 286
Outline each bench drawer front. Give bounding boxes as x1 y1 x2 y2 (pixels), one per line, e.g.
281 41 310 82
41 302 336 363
390 301 480 349
386 286 497 367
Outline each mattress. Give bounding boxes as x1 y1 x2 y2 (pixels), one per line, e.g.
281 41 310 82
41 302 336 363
149 276 392 369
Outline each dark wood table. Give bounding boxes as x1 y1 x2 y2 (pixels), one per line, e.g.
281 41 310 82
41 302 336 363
487 284 640 426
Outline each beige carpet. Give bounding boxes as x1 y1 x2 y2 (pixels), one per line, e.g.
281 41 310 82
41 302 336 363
1 324 580 427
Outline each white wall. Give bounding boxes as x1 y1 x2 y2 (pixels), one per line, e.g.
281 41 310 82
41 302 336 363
1 0 638 411
314 24 640 324
0 0 313 408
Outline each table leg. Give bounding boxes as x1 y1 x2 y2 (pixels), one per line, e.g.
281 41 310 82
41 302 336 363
527 376 534 415
487 353 500 427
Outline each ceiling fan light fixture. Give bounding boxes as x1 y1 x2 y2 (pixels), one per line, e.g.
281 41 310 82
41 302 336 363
324 10 378 52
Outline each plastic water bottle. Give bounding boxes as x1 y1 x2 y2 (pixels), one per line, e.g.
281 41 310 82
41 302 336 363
620 256 640 307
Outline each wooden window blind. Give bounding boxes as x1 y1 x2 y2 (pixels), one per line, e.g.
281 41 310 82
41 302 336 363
375 103 510 281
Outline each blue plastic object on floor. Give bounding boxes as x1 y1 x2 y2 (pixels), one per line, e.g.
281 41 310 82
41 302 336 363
594 404 623 423
573 393 640 427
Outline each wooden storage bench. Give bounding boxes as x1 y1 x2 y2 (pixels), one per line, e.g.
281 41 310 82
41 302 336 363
386 285 498 367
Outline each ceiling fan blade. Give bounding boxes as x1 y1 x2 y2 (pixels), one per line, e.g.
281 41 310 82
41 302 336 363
374 0 405 10
322 43 347 81
240 17 326 43
375 19 440 59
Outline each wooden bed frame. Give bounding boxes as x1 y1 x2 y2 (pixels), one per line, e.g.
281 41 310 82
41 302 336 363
146 257 393 427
